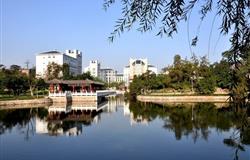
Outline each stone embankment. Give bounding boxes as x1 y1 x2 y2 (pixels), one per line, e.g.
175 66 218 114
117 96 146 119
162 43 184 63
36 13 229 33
137 95 230 103
0 98 52 108
50 96 97 103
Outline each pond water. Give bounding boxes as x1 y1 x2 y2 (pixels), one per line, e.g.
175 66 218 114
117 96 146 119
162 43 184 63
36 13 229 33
0 99 249 160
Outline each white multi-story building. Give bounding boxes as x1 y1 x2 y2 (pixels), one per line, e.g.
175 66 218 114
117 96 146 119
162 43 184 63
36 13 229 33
84 60 124 84
123 66 130 87
99 68 117 84
116 74 124 83
36 50 82 78
123 58 158 86
84 60 100 77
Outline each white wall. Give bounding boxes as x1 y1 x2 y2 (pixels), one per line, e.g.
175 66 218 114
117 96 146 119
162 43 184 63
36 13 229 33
36 50 82 78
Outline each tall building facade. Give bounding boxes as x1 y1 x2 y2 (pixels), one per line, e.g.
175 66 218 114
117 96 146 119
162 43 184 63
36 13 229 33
84 60 100 77
65 50 82 74
36 50 82 78
123 58 157 86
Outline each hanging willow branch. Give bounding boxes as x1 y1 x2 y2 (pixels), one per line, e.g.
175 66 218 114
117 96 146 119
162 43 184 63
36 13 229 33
104 0 250 101
104 0 250 50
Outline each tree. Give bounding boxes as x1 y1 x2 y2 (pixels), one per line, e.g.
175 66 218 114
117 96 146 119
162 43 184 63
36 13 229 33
173 54 181 67
28 67 36 96
104 0 250 100
104 0 249 53
10 64 21 71
212 60 231 89
62 63 71 80
195 76 216 95
0 64 5 70
167 55 195 91
2 74 29 96
46 62 62 80
75 71 94 80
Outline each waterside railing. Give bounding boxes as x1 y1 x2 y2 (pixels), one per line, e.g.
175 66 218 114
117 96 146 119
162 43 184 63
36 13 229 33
48 90 116 97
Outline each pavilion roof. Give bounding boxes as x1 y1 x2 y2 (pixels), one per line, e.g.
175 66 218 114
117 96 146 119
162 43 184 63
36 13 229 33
46 79 104 86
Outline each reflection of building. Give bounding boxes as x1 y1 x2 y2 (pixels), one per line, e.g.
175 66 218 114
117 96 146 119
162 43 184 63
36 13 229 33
105 100 118 113
129 113 149 126
123 102 149 126
36 117 49 134
104 98 126 113
123 58 158 86
36 50 82 78
36 117 82 136
123 102 130 116
35 102 108 136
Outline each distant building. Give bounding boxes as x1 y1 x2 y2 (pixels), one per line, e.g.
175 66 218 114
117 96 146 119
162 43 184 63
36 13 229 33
116 74 124 83
84 60 101 77
123 58 157 86
99 68 117 84
20 68 30 76
36 50 82 78
123 66 130 87
65 50 82 74
84 60 124 84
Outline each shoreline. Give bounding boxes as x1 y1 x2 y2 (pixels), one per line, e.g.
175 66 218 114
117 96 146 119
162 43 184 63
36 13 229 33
137 95 230 103
0 98 53 108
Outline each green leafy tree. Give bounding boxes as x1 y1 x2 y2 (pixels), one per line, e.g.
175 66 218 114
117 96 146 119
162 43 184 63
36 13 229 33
75 71 94 80
46 62 62 80
167 55 195 91
2 73 29 96
212 60 231 89
62 63 72 80
104 0 250 63
27 67 37 96
195 76 216 95
10 65 21 71
104 0 250 101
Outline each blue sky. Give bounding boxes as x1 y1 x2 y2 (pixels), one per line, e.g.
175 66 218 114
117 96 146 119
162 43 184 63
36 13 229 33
1 0 231 72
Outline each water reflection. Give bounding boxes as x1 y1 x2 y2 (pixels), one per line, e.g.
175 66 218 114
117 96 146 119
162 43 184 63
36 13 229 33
129 101 250 160
0 99 249 160
129 102 249 143
36 101 111 136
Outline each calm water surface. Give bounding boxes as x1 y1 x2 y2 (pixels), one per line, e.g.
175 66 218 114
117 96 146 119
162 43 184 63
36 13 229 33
0 99 249 160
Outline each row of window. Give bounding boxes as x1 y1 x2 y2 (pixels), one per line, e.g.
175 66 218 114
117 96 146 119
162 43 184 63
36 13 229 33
43 56 55 59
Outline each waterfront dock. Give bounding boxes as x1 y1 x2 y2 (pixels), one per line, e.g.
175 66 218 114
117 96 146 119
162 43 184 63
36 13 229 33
49 90 116 103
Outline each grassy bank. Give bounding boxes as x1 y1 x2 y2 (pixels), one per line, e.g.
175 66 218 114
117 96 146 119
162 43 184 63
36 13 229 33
137 95 230 103
0 95 46 101
147 93 229 96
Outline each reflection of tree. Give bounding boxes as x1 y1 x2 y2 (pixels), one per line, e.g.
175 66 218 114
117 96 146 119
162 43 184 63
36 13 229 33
0 108 48 140
223 104 250 160
0 106 102 137
129 101 250 145
45 110 101 136
47 121 83 136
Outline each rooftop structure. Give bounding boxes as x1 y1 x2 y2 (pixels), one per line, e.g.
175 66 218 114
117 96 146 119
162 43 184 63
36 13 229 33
123 58 157 86
84 60 100 77
84 60 123 84
36 50 82 78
